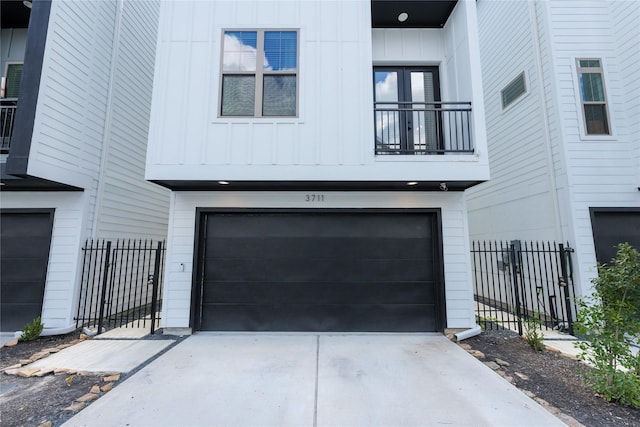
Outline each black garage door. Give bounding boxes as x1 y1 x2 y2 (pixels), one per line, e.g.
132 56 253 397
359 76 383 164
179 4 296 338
195 211 444 332
0 210 54 331
591 208 640 264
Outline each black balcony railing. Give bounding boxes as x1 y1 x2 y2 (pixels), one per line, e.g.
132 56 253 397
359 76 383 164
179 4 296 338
1 98 18 152
374 101 473 155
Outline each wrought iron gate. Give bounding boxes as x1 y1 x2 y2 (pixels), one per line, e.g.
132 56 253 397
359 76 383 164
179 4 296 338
471 240 576 335
75 239 165 334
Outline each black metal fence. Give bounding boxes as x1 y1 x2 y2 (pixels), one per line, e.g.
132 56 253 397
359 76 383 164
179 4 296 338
75 239 165 334
1 99 18 152
471 240 577 335
374 101 473 155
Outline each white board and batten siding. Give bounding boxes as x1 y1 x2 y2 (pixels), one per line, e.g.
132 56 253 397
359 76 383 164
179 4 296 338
146 0 489 184
468 0 640 297
161 192 476 330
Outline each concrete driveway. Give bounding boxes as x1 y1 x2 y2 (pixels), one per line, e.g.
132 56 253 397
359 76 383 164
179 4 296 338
64 334 565 427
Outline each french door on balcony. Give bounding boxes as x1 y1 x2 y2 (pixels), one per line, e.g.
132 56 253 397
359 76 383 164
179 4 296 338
374 67 441 154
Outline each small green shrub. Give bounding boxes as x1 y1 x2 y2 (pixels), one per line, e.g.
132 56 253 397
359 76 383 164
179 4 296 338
523 315 545 351
575 242 640 408
19 316 44 342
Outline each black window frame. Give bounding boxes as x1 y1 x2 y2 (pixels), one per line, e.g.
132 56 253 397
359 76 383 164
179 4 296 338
373 66 442 154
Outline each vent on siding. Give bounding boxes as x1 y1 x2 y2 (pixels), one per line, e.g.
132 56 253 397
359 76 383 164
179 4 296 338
501 72 526 109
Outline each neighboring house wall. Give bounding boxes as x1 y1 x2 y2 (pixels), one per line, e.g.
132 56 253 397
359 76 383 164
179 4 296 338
0 192 87 329
17 0 168 240
24 0 116 189
0 0 169 332
612 2 640 186
92 0 169 239
467 0 562 242
162 191 476 330
467 0 640 298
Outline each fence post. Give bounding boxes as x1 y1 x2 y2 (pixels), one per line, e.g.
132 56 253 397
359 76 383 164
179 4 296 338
509 241 523 335
150 241 163 335
97 241 112 335
559 243 575 335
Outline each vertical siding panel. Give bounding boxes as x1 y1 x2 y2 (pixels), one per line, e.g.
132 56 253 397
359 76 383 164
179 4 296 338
229 123 249 164
184 42 211 165
252 123 274 165
275 123 296 164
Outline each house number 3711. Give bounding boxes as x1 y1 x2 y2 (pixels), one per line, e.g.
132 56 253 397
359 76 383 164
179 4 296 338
305 194 325 202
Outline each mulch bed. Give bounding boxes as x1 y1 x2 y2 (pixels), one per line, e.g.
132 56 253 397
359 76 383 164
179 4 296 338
463 329 640 427
0 332 111 427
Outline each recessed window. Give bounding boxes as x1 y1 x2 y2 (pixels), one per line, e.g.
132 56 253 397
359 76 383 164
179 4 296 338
220 29 298 117
576 59 610 135
501 72 526 109
3 63 23 98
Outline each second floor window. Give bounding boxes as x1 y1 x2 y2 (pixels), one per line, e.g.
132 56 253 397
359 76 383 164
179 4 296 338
220 30 298 117
577 59 610 135
2 63 23 99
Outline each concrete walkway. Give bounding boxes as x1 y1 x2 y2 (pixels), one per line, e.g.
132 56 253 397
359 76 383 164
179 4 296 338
64 334 565 427
28 339 174 373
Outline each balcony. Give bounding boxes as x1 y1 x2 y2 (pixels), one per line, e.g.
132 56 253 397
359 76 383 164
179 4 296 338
374 101 473 155
1 99 18 153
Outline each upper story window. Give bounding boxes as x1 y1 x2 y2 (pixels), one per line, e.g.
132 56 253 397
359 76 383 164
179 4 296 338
576 59 610 135
500 72 526 109
220 29 298 117
2 63 23 99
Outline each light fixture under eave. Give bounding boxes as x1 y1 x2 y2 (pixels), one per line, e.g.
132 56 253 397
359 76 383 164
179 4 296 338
398 12 409 23
23 0 32 9
217 181 230 185
406 181 418 186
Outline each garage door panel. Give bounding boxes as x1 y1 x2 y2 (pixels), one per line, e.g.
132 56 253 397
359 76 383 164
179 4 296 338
1 303 45 331
1 259 49 282
1 282 48 303
205 258 433 283
208 214 432 239
201 303 437 332
0 214 53 237
0 236 54 258
1 211 53 332
205 237 431 260
591 210 640 264
203 282 436 305
198 212 441 332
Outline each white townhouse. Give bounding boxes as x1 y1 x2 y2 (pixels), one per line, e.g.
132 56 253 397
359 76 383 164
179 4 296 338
467 0 640 298
146 0 490 333
0 0 169 333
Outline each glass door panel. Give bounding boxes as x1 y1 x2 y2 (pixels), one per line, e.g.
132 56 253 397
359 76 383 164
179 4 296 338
374 67 440 154
374 70 402 152
410 71 438 152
